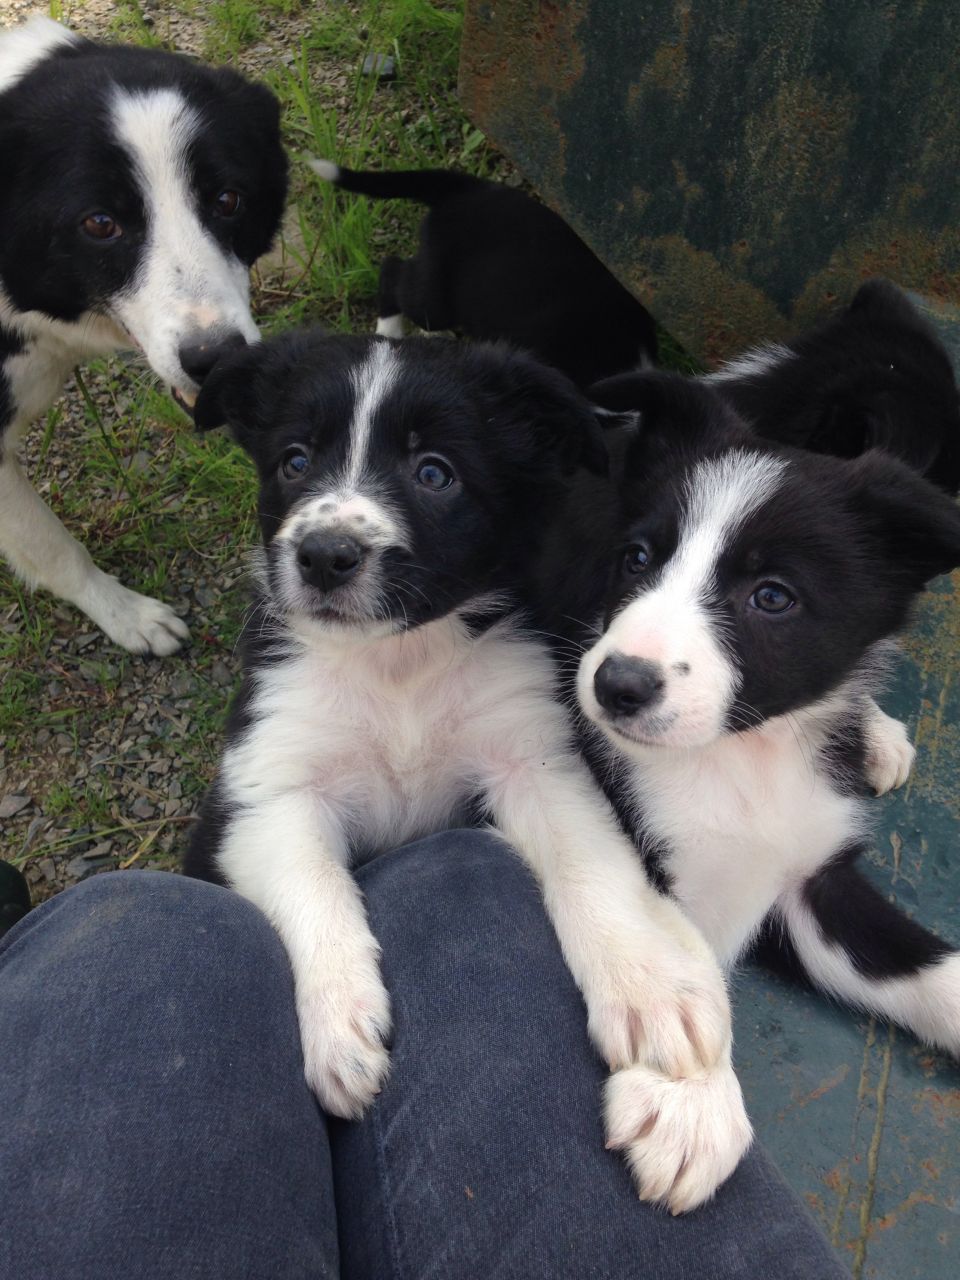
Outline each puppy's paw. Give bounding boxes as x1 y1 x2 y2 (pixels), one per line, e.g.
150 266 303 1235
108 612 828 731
585 948 732 1079
297 966 392 1119
605 1061 753 1214
81 571 190 656
863 704 915 795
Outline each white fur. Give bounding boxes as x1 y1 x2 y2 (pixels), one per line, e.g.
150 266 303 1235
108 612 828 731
307 157 341 184
108 87 259 394
704 342 794 384
778 894 960 1056
0 40 270 653
375 314 405 339
343 341 399 486
863 701 916 794
578 450 786 747
0 15 77 94
217 611 751 1210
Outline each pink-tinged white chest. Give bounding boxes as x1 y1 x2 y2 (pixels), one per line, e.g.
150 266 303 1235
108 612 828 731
626 713 868 965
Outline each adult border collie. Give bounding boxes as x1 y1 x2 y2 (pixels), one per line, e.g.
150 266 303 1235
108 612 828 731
308 160 658 386
184 332 752 1213
557 370 960 1056
0 17 287 653
707 278 960 494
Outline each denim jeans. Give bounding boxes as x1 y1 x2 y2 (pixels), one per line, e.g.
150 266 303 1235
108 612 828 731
0 831 848 1278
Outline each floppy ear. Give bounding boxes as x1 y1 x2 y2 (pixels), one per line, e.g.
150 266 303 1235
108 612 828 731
590 370 741 448
192 343 266 434
848 449 960 586
490 348 610 475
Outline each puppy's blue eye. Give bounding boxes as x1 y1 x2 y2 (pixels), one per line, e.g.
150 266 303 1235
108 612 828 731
415 456 455 490
281 448 310 480
622 542 653 575
750 582 796 614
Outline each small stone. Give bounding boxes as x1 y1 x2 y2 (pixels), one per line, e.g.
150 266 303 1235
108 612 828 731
131 796 156 820
83 841 114 860
0 794 31 819
194 586 217 608
128 450 152 475
211 660 233 687
361 52 396 81
38 858 57 883
76 633 97 651
65 854 110 882
171 672 194 698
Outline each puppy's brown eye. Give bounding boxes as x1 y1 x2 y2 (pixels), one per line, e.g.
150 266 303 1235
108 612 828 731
214 190 241 218
81 212 122 241
622 541 653 575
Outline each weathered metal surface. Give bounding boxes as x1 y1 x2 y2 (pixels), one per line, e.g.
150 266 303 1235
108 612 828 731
733 571 960 1279
460 1 960 365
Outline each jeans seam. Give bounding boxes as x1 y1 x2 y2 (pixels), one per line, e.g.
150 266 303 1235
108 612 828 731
371 1097 406 1280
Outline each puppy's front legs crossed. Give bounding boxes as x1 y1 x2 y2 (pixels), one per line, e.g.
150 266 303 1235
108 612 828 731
483 749 752 1212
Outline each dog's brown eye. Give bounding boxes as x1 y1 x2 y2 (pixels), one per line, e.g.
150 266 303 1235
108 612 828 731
81 212 122 241
214 190 241 218
415 456 455 491
281 447 310 480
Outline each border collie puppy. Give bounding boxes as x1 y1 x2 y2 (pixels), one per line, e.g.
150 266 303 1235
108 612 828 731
562 371 960 1055
0 17 287 653
308 161 658 386
184 333 752 1213
707 278 960 494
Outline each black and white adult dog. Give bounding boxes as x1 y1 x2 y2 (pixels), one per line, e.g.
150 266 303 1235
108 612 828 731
184 332 752 1213
308 161 658 386
707 278 960 495
559 371 960 1055
0 17 287 653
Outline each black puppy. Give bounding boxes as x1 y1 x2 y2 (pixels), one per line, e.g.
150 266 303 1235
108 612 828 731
309 161 657 386
707 279 960 493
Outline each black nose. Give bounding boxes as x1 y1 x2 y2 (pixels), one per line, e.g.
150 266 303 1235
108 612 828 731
594 654 665 716
177 329 248 384
296 533 365 592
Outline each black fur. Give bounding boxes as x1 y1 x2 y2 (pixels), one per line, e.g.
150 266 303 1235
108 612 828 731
315 164 658 387
714 279 960 494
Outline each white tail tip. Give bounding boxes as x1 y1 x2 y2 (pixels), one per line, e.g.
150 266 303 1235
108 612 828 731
307 157 341 184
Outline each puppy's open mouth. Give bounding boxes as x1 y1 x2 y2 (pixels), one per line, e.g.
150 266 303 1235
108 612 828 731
171 387 197 417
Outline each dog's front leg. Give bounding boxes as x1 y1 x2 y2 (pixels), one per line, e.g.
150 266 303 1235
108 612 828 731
862 697 915 795
216 793 391 1118
484 751 752 1212
0 450 189 655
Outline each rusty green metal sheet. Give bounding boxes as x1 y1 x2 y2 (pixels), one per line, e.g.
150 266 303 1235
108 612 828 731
460 1 960 365
733 572 960 1279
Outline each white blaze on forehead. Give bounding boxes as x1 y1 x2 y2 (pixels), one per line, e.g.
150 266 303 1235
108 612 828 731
670 449 787 601
344 342 401 488
0 17 78 95
107 86 258 388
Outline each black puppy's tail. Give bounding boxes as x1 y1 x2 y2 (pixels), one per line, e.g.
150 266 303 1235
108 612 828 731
308 158 486 206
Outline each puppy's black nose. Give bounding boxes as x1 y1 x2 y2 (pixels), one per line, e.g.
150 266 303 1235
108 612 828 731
296 533 365 592
178 329 248 384
594 654 665 716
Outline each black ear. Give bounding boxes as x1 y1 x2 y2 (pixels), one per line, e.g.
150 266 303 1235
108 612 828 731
849 277 924 327
490 348 610 476
590 370 742 447
848 449 960 585
193 343 267 434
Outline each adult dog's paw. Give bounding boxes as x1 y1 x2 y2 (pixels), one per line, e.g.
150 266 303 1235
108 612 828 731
297 966 392 1119
605 1060 753 1214
81 570 190 655
863 704 915 795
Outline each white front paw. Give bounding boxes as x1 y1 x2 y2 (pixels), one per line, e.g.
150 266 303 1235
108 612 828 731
605 1061 753 1213
864 706 915 795
80 571 190 655
297 964 392 1119
585 949 732 1079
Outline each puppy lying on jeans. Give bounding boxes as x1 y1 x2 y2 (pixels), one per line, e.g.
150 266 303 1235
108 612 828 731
185 332 752 1213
